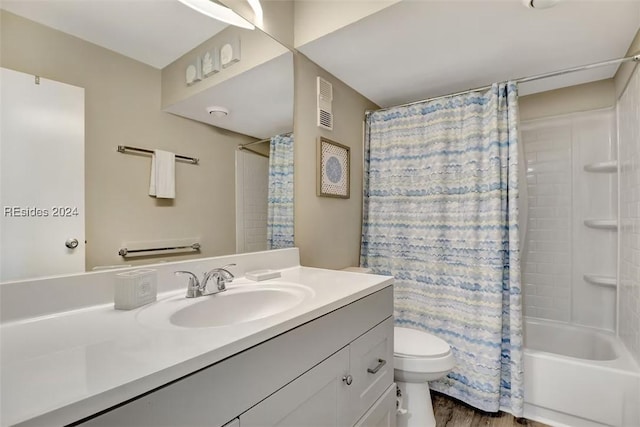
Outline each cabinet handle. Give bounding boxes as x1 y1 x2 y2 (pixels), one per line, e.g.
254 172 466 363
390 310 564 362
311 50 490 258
367 358 387 374
342 374 353 385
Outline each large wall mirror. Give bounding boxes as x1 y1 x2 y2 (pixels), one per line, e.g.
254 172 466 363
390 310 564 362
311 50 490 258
0 0 294 282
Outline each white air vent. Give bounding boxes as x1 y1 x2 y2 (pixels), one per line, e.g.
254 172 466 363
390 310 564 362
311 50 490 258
317 77 333 131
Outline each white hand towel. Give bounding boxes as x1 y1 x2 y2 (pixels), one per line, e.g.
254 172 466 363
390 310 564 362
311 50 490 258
149 149 175 199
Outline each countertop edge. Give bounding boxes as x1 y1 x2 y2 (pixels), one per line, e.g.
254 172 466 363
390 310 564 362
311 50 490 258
11 276 394 427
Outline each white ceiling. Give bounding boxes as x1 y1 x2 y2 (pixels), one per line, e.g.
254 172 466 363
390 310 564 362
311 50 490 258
297 0 640 107
4 0 637 130
0 0 230 69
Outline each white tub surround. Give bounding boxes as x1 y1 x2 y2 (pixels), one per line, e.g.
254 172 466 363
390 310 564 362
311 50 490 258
0 248 394 427
521 96 640 427
523 318 640 427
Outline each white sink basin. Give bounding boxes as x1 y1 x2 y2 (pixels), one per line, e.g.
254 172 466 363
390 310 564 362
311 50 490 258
136 282 314 329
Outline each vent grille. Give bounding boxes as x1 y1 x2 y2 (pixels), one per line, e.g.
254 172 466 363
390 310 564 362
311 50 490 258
318 77 333 101
317 77 333 131
319 109 333 129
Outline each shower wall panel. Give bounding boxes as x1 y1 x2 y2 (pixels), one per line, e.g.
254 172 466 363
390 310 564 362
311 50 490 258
521 109 617 331
521 121 573 322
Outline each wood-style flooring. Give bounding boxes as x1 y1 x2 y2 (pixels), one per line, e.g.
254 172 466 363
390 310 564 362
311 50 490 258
432 392 550 427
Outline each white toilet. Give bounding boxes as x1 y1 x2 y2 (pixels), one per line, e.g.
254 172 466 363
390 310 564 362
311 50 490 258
394 326 456 427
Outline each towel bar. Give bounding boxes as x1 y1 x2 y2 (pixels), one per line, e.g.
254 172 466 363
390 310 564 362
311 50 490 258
118 243 201 257
117 145 199 164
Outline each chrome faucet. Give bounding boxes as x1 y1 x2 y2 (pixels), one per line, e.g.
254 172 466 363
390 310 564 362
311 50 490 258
202 264 235 293
175 263 236 298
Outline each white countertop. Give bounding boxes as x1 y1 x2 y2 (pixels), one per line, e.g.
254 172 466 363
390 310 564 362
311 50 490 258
1 266 393 427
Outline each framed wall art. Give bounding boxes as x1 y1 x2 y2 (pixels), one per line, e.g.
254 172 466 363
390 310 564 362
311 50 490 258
317 137 350 198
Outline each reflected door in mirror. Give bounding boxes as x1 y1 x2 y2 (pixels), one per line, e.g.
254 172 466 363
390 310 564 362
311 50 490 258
0 68 85 281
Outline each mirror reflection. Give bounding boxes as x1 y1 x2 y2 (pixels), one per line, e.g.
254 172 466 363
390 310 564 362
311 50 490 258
0 0 294 282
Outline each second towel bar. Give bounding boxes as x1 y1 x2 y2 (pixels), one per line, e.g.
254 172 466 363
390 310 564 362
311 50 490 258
119 243 201 257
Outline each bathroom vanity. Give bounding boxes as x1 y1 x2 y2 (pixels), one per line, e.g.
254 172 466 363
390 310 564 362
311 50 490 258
0 249 395 427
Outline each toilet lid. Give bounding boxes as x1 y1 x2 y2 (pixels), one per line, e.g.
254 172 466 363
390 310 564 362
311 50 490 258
394 327 451 358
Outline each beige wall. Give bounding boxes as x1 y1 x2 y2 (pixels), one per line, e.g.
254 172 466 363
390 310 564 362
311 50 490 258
519 79 616 121
293 53 378 269
161 23 288 108
614 28 640 97
1 11 254 270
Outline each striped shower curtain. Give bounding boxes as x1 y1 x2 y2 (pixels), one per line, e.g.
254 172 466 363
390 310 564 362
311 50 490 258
361 83 523 415
267 133 294 249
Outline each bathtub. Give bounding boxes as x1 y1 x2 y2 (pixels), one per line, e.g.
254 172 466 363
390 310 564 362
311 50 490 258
523 318 640 427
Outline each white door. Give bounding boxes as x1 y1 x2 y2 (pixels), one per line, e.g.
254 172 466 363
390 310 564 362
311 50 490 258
1 67 85 281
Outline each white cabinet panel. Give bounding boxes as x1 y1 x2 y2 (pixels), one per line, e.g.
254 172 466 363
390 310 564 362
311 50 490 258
241 347 350 427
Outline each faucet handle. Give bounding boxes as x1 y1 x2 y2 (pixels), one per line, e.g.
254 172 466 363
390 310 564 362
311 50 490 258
218 263 236 281
201 264 236 294
175 270 201 298
175 270 199 282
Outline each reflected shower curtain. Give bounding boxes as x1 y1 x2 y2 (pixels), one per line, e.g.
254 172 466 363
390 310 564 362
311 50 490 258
361 83 523 415
267 133 294 249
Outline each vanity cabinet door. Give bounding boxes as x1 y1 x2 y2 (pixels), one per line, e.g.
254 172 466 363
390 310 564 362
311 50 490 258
346 317 394 426
353 384 396 427
240 347 350 427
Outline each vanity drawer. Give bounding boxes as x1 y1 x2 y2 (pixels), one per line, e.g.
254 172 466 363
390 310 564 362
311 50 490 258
347 316 394 426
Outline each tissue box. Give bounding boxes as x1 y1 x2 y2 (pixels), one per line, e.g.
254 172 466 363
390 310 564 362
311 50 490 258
114 269 157 310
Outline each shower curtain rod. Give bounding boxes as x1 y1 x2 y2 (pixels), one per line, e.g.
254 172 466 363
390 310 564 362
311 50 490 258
238 137 271 158
366 53 640 116
239 132 293 148
241 138 271 147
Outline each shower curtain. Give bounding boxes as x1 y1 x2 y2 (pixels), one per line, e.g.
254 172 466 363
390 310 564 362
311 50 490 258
267 133 294 249
361 83 523 415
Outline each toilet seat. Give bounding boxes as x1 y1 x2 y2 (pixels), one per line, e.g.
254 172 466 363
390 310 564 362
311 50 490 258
394 327 450 358
394 327 456 374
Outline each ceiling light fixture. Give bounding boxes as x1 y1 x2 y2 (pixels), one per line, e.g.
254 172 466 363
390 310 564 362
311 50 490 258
523 0 560 9
177 0 254 29
246 0 263 27
207 106 229 117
